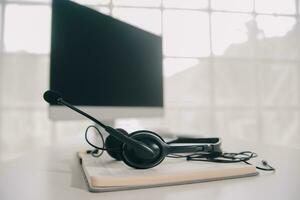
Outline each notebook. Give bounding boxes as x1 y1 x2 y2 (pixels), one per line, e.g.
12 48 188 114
78 151 258 192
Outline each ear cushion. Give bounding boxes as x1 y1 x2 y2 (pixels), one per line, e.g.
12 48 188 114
105 128 128 161
121 130 166 169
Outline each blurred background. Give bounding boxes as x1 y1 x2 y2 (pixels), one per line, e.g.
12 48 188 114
0 0 300 163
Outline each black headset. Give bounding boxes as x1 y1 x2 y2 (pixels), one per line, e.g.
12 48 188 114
43 90 222 169
104 129 222 169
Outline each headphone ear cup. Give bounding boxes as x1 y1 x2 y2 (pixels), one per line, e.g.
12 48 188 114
121 131 166 169
105 128 128 161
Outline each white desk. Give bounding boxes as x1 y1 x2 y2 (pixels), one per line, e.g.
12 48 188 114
0 137 299 200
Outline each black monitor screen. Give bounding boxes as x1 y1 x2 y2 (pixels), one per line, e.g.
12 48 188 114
50 0 163 107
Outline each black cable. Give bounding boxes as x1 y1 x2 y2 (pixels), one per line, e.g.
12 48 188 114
84 125 121 158
84 125 106 158
168 151 275 171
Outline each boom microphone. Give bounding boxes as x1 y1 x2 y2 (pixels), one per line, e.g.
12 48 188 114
43 90 63 104
43 90 156 159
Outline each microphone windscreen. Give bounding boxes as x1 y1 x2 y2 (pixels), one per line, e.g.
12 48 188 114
43 90 63 104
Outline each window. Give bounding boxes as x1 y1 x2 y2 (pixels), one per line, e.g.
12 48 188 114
113 0 161 7
211 0 253 12
113 7 161 34
4 4 51 54
163 10 210 57
256 15 296 38
212 12 252 55
255 0 296 14
163 0 208 9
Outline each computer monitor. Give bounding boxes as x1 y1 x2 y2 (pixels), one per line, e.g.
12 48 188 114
49 0 163 121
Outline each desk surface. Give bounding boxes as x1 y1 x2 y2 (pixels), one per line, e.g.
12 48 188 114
0 138 299 200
